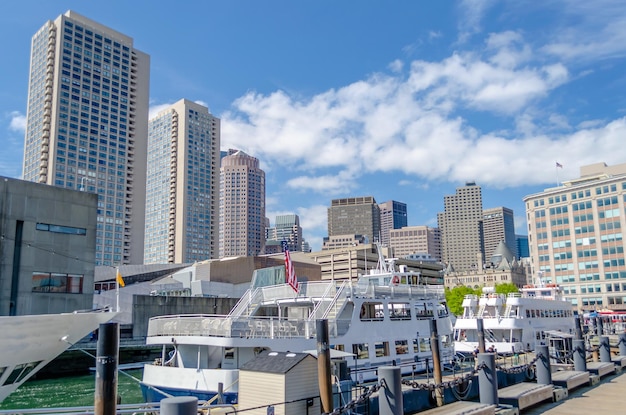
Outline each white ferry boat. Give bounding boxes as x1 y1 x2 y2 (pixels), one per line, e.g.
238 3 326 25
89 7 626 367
0 309 116 403
140 253 454 404
453 283 575 355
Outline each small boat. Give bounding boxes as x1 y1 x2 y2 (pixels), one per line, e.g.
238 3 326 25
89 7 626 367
453 283 575 355
0 308 117 402
140 248 454 404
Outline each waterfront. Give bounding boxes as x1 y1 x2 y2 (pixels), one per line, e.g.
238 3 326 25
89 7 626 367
0 369 143 411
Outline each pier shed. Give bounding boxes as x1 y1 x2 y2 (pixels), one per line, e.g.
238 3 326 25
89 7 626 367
238 351 320 415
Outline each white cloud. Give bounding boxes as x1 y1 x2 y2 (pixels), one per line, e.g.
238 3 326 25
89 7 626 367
148 102 176 119
8 111 26 133
456 0 497 43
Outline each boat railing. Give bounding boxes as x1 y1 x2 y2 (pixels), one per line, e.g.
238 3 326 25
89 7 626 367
147 314 350 339
354 282 444 299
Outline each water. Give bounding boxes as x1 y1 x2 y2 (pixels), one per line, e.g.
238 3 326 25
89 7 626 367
0 369 144 411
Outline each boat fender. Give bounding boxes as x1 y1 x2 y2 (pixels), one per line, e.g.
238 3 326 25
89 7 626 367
391 275 400 285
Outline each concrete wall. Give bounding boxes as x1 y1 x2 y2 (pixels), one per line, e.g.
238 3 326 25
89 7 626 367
0 176 97 315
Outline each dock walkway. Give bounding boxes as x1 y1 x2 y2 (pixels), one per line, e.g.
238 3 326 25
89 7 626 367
523 370 625 415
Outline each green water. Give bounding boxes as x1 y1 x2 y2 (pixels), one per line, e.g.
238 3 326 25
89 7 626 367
0 369 144 410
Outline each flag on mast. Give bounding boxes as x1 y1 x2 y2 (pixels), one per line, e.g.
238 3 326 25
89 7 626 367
556 162 563 168
116 268 125 287
282 241 299 293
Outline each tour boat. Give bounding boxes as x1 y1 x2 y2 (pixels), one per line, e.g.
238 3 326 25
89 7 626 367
140 252 454 404
453 283 575 355
0 309 116 402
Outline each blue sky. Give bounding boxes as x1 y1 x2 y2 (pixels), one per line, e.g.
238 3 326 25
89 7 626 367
2 1 626 251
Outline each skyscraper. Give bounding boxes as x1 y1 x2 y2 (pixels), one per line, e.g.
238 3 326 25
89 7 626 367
144 99 220 264
437 182 484 272
219 149 266 258
524 162 626 312
482 207 516 261
389 225 441 260
22 11 150 266
266 214 303 252
327 196 381 243
379 200 408 246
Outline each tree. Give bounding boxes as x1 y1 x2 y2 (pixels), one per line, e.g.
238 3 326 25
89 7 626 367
445 285 481 316
494 282 519 296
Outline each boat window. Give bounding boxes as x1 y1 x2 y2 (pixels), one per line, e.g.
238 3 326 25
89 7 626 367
526 310 531 318
332 344 345 352
360 302 384 321
412 339 419 353
2 361 42 386
224 347 235 360
418 338 431 352
440 335 452 348
395 340 409 355
389 303 411 320
352 343 369 359
415 303 433 319
374 342 389 357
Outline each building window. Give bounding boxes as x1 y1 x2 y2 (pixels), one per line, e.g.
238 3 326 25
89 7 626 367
32 272 84 293
36 223 87 235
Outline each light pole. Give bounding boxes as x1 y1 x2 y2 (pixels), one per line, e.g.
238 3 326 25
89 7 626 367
79 176 93 191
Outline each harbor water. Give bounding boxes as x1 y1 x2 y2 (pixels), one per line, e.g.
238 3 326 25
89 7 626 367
0 369 143 411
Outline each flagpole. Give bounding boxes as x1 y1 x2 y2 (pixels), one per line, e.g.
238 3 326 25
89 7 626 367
116 266 120 313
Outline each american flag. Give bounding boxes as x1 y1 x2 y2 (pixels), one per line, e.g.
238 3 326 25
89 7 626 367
282 241 299 293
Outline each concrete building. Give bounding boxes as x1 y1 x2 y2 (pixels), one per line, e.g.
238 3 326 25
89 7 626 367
379 200 407 247
144 99 220 264
327 196 381 243
389 225 441 260
0 176 98 315
22 11 150 266
438 182 484 272
321 234 368 250
482 207 516 264
524 162 626 312
266 214 303 252
219 150 266 257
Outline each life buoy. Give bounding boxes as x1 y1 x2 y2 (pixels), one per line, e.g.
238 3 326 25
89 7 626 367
391 275 400 285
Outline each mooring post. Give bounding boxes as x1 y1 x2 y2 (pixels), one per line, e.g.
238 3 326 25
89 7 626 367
429 319 444 406
477 318 486 353
378 366 403 415
575 315 583 340
599 336 611 363
596 317 603 336
477 353 498 405
316 319 333 414
619 331 626 356
573 339 587 372
94 322 119 415
160 396 198 415
535 345 552 385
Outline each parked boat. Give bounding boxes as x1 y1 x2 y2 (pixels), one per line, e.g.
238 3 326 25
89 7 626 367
0 308 117 402
453 283 575 355
140 251 454 404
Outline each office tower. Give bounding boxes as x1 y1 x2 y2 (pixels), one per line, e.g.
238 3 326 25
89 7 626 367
144 99 220 264
327 196 381 243
266 214 303 252
219 149 265 258
516 235 530 258
437 182 484 272
389 225 441 260
379 200 408 246
22 11 150 266
482 207 516 261
524 162 626 312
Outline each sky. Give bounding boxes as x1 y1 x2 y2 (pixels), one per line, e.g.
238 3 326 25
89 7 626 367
2 1 626 252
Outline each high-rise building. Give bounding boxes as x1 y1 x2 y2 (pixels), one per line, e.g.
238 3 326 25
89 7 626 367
389 225 441 260
482 207 516 261
266 214 303 252
219 149 265 258
524 162 626 312
437 182 484 272
22 11 150 266
327 196 381 243
144 99 220 264
516 234 530 259
379 200 408 246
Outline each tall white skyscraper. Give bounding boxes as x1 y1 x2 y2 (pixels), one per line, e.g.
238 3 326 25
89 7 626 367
219 150 266 258
22 11 150 266
144 99 220 264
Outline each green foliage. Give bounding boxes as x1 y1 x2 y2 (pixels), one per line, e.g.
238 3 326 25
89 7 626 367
445 285 481 316
494 282 519 295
